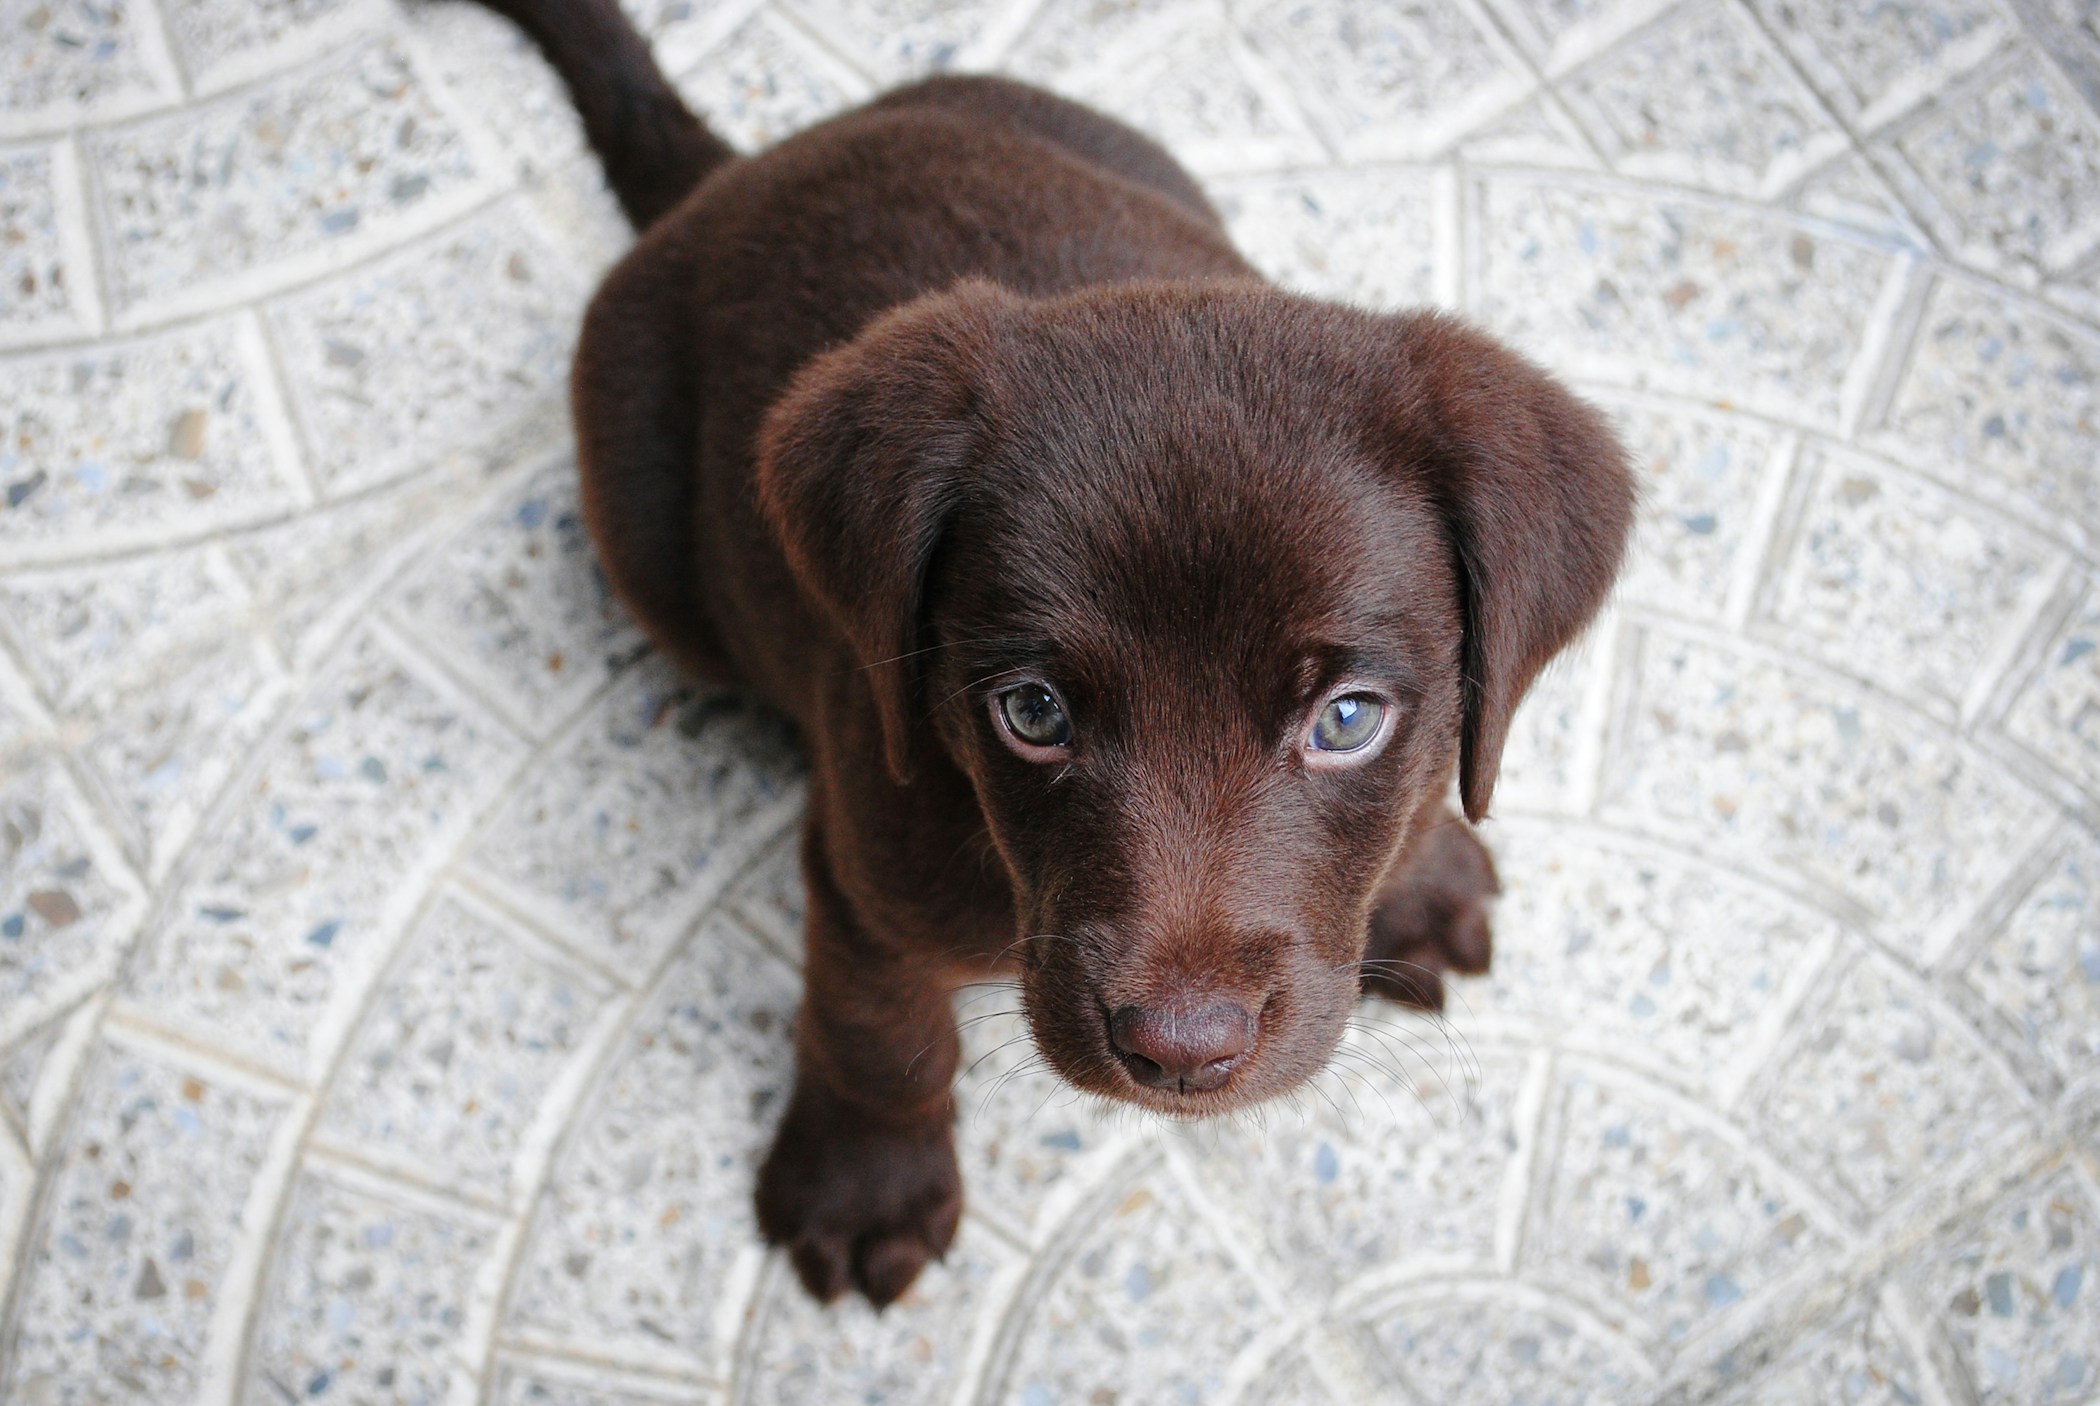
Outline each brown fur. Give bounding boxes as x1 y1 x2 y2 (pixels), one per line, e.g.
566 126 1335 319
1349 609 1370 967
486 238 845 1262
469 0 1635 1307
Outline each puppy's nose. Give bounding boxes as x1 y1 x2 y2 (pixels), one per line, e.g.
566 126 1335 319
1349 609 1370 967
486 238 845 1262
1109 999 1256 1093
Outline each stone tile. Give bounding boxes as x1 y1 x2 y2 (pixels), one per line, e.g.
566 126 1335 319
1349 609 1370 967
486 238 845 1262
0 141 99 348
622 0 771 80
0 545 250 712
1491 619 1604 816
222 461 471 668
1707 1291 1934 1406
244 1166 503 1406
403 0 586 184
2 1017 67 1143
467 661 802 969
386 456 645 736
1472 175 1891 427
159 0 382 94
1604 397 1781 620
2000 579 2100 798
85 36 495 322
995 1167 1269 1406
314 888 618 1205
0 1121 28 1292
1213 168 1440 311
1012 0 1323 174
1451 93 1601 170
0 1041 294 1406
1747 0 2009 126
503 914 798 1377
1878 277 2100 544
1481 826 1839 1092
0 317 306 564
1529 1068 1839 1350
1245 0 1528 161
265 201 587 497
1003 0 1181 82
1750 949 2034 1219
737 1219 1017 1405
1562 1 1847 198
1490 0 1674 70
1601 627 2050 932
950 1006 1138 1245
0 759 144 1047
1235 1348 1347 1406
1788 150 1932 247
0 0 180 134
1896 1164 2100 1405
2035 0 2100 55
1760 448 2060 714
125 630 524 1079
671 7 875 154
491 1359 719 1406
723 833 805 964
779 0 1027 84
1369 1288 1653 1403
1964 833 2100 1088
0 997 95 1153
78 635 289 881
1891 52 2100 281
1187 1047 1524 1285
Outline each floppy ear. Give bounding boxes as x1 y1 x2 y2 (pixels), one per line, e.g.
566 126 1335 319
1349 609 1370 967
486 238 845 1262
755 281 1019 785
1376 311 1637 824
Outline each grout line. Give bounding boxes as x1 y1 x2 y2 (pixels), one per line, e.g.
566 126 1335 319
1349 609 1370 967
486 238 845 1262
1721 429 1806 633
1495 1044 1555 1275
1837 254 1934 441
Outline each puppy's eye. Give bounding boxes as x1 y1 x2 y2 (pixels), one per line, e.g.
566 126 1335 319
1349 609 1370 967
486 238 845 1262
1308 694 1386 754
994 683 1072 755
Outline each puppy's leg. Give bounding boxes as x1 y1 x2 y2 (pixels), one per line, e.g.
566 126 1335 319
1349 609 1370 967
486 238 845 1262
755 816 962 1307
1359 804 1498 1011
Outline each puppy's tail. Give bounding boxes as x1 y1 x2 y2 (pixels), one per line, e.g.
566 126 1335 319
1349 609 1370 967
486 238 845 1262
468 0 735 228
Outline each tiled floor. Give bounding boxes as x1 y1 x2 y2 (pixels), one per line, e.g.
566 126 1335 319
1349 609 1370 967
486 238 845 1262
2 0 2098 1402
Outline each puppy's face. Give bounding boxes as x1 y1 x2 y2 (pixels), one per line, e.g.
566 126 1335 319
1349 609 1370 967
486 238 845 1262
759 279 1634 1115
922 400 1463 1112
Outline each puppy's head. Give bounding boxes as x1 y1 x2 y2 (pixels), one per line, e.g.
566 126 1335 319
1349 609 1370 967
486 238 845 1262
759 280 1633 1114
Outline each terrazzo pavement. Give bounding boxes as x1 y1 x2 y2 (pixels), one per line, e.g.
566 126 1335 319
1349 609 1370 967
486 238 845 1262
2 0 2099 1402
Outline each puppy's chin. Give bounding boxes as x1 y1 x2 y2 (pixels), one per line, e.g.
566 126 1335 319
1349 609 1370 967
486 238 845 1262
1015 966 1358 1118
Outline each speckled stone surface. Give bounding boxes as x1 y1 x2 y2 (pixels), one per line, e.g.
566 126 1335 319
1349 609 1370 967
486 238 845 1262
2 2 2098 1403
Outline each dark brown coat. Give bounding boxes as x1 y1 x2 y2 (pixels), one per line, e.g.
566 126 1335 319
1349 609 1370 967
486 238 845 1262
472 0 1635 1308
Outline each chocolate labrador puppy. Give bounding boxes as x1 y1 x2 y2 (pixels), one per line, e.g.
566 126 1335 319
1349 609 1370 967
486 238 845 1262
470 0 1634 1307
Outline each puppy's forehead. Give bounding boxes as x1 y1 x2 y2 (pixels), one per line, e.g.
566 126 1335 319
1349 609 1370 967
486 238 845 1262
952 418 1447 682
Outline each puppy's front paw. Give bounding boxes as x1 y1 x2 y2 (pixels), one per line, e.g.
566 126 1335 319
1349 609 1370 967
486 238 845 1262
755 1082 962 1307
1360 812 1498 1011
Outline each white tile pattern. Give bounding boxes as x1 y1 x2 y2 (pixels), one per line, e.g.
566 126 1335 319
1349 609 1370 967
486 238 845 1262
2 0 2098 1401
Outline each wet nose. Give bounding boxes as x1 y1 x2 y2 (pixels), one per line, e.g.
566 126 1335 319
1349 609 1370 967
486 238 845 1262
1108 999 1257 1093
